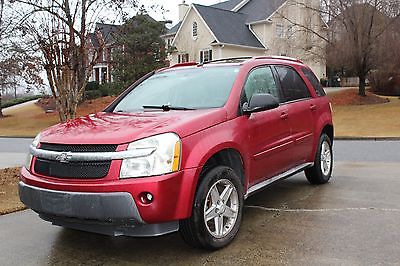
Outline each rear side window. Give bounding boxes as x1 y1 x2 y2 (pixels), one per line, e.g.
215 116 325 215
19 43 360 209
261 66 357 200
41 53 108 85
275 66 311 102
243 66 281 102
302 68 326 96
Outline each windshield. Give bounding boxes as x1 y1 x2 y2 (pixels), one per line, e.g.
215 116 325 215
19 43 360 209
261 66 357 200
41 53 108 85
113 66 240 112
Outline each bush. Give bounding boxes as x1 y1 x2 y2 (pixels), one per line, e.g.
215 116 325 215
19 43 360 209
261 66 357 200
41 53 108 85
85 81 100 91
1 95 42 109
100 82 126 96
84 90 102 100
369 71 400 96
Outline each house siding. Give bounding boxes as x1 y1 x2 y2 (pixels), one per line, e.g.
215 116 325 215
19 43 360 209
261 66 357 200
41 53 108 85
171 8 216 65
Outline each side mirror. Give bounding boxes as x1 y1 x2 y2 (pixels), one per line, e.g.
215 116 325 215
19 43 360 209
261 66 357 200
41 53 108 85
243 93 279 114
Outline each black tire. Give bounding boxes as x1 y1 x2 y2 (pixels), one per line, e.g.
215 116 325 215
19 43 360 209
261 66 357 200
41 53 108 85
179 166 244 250
305 133 333 184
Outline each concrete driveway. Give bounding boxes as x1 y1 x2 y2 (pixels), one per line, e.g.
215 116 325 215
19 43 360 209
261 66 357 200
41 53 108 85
0 140 400 265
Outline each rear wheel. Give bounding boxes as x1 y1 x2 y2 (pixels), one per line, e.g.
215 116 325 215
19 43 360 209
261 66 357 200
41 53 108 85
305 133 333 184
179 166 244 250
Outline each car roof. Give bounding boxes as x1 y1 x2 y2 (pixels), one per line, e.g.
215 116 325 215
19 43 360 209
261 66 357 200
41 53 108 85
158 56 306 73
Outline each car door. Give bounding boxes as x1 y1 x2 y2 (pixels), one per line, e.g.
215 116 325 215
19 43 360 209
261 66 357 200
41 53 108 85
242 66 294 186
274 65 315 166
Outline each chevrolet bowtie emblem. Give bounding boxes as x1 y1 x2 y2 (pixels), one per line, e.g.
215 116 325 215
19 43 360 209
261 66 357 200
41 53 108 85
56 152 73 163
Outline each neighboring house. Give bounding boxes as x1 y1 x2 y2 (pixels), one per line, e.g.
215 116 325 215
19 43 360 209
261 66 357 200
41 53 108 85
88 15 164 84
162 0 327 78
88 23 119 84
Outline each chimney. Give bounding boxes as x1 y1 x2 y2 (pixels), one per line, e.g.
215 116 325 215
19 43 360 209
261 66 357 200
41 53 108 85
179 1 189 22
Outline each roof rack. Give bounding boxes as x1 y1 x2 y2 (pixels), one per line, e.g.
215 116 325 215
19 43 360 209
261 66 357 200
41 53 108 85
199 57 253 66
170 62 198 68
254 56 303 63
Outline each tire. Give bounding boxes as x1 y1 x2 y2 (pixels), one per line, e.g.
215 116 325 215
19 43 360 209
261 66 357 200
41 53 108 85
305 133 333 184
179 166 244 250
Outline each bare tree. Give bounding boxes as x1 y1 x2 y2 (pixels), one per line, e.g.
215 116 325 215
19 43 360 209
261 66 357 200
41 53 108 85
12 0 137 121
278 0 400 96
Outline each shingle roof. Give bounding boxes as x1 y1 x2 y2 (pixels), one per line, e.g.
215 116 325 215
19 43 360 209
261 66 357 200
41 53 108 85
210 0 244 10
211 0 287 23
238 0 287 23
194 4 264 48
95 23 119 44
166 21 182 35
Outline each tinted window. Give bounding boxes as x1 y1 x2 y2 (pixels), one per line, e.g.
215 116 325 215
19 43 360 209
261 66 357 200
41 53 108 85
302 68 326 96
243 66 280 103
113 66 240 112
275 66 311 102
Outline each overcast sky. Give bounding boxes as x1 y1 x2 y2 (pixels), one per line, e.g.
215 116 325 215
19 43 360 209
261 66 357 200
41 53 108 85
144 0 225 25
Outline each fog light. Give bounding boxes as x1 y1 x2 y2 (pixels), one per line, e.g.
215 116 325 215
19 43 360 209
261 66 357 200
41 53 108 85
139 192 154 204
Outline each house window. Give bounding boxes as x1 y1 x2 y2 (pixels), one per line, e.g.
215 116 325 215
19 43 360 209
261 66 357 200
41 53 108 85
276 24 284 38
287 25 294 38
178 53 189 63
192 22 198 39
200 49 212 63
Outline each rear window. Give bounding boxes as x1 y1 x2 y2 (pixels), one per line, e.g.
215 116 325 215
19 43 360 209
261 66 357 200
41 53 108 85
301 68 326 97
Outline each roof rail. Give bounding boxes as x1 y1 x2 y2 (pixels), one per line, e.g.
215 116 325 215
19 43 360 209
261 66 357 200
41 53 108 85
254 56 303 63
170 62 198 68
199 56 253 66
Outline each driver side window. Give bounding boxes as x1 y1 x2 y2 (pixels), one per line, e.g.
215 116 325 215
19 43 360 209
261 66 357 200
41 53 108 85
243 66 280 104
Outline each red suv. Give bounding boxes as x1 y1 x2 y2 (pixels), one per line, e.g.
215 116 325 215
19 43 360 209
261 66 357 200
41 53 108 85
19 57 333 250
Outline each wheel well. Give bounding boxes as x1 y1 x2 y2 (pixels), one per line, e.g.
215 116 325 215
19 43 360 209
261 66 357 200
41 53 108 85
200 149 245 186
321 124 334 144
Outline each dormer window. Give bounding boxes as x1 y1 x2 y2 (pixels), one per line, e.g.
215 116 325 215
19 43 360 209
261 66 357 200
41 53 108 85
192 22 198 39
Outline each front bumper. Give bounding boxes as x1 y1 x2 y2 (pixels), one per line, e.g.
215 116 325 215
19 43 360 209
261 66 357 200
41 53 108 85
19 181 179 237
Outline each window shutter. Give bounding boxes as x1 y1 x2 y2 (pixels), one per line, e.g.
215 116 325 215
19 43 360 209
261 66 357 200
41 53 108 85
200 51 204 63
209 50 212 61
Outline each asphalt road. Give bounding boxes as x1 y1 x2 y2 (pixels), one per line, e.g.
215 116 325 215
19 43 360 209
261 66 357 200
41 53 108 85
0 140 400 265
0 138 33 168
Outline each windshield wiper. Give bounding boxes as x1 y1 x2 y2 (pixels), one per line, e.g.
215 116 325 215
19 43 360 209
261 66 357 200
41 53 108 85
142 105 195 111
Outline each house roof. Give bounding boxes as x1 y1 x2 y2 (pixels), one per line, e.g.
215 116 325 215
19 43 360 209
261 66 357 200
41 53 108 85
193 4 264 48
90 23 120 47
238 0 287 23
166 21 182 35
210 0 244 10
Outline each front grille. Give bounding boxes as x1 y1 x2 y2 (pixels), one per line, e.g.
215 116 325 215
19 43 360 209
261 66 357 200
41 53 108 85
34 158 111 179
34 143 117 179
39 143 117 153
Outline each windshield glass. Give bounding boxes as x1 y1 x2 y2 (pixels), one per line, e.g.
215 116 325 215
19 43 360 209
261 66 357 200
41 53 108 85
113 66 240 112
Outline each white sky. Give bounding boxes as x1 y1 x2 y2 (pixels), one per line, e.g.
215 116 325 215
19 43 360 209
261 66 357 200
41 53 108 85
143 0 225 25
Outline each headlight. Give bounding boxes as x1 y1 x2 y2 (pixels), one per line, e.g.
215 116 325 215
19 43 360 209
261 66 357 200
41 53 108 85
120 133 181 179
25 133 41 169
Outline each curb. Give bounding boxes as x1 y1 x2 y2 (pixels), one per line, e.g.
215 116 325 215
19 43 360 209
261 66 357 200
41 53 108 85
335 137 400 141
0 136 35 139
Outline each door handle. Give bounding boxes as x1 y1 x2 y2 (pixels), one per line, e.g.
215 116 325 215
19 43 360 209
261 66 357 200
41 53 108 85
310 104 317 111
280 112 289 120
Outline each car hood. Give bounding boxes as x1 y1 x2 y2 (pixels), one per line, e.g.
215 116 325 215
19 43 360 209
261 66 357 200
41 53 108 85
39 109 227 145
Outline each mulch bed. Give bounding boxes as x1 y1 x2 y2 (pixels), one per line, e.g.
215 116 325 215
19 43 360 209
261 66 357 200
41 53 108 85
328 89 390 106
0 167 26 215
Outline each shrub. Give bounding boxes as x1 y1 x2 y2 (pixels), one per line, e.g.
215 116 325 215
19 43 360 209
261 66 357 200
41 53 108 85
84 90 102 100
369 71 400 96
85 81 100 91
1 95 42 109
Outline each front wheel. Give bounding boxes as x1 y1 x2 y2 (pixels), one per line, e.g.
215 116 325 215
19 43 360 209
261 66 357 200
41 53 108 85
305 133 333 184
179 166 244 250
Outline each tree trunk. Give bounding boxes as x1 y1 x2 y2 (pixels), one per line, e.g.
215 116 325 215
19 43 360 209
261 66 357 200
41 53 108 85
358 74 366 96
0 94 3 117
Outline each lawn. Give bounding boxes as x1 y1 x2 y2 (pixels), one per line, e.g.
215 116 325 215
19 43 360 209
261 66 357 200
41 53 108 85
0 96 116 137
328 89 400 138
332 97 400 137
